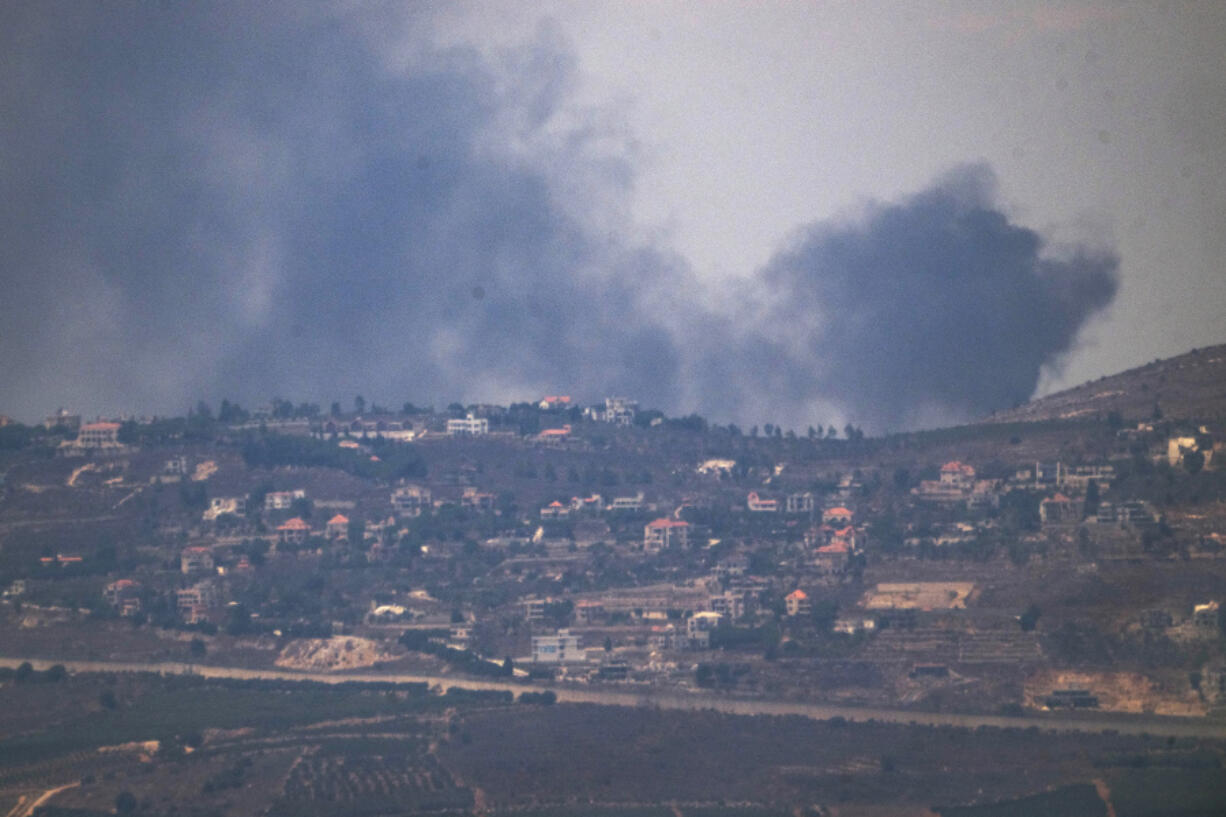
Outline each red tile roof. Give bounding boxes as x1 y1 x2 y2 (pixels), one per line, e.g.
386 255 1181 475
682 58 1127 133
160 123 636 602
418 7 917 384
277 517 310 531
647 518 689 528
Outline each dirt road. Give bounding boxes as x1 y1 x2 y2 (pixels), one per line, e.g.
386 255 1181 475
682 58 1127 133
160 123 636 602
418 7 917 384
3 655 1225 739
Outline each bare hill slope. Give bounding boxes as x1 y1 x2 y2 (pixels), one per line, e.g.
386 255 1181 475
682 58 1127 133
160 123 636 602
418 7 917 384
981 343 1226 425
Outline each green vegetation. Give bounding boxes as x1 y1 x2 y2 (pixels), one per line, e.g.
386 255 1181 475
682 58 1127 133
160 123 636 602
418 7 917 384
241 432 426 480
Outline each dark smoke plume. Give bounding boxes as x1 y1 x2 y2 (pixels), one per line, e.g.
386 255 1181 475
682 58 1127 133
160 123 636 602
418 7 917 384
0 6 1118 432
711 164 1120 431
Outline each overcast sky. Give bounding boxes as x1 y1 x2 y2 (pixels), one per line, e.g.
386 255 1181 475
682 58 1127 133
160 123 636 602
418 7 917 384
2 1 1223 431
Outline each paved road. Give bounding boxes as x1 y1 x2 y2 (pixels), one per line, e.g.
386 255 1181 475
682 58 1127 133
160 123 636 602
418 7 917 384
4 655 1226 739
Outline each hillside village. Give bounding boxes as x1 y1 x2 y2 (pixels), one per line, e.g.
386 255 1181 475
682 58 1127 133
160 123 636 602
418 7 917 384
3 355 1226 721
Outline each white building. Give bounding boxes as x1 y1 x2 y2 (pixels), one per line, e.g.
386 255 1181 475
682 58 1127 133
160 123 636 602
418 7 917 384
644 518 689 552
446 413 489 436
600 396 638 425
391 484 432 517
264 489 306 511
785 492 815 514
608 492 645 512
531 629 584 663
75 421 121 448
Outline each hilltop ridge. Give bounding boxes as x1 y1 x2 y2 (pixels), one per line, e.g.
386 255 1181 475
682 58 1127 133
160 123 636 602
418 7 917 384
981 343 1226 425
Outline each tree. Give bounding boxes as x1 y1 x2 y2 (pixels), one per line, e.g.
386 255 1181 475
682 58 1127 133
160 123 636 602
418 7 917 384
14 662 33 683
502 656 514 676
99 689 118 710
1184 450 1205 475
330 401 342 417
1084 480 1100 517
115 791 138 814
1019 604 1041 632
189 637 207 658
354 395 366 415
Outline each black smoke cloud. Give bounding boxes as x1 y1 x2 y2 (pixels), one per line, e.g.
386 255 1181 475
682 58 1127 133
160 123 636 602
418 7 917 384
0 5 1118 432
706 164 1121 431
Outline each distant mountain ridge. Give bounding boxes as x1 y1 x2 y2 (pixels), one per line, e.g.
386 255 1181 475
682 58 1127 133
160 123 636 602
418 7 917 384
980 343 1226 425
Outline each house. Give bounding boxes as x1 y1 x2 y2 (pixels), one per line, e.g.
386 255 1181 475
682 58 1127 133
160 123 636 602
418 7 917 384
686 611 723 648
785 589 811 617
914 462 976 502
644 518 689 552
746 491 778 512
822 506 853 525
648 623 686 651
607 492 645 512
446 413 488 436
1039 493 1080 524
163 456 188 477
786 492 815 514
276 517 311 545
537 424 572 444
75 421 121 449
539 395 573 411
569 494 604 514
44 409 81 432
103 579 142 616
204 496 246 521
264 489 305 511
598 396 637 425
325 514 350 540
461 487 496 512
814 540 851 574
531 629 583 663
523 597 549 622
540 501 569 519
180 546 214 575
574 601 605 625
1095 500 1155 527
177 581 220 623
709 592 748 621
391 484 432 517
1193 601 1220 635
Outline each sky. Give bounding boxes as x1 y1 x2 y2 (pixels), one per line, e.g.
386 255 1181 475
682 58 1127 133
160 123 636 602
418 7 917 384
1 1 1223 432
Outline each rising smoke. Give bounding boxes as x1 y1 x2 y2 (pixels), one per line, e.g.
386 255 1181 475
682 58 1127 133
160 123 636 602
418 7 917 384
0 4 1118 432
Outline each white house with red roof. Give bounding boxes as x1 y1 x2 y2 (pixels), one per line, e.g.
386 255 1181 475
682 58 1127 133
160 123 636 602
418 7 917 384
276 516 311 545
785 589 811 617
644 518 689 551
540 500 569 519
325 513 350 539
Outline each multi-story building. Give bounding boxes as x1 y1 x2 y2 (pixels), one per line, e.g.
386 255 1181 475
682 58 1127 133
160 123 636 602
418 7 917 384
644 518 689 552
180 546 214 575
600 396 638 425
531 629 583 663
76 422 121 448
264 489 305 511
103 579 142 616
446 413 489 436
177 581 220 622
391 484 432 517
785 589 811 617
785 492 815 514
608 492 645 512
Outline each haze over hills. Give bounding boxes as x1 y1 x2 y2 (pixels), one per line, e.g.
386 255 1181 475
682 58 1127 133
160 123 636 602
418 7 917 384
981 343 1226 426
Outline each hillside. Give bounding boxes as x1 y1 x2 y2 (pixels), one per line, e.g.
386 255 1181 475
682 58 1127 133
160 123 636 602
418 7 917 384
981 343 1226 425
